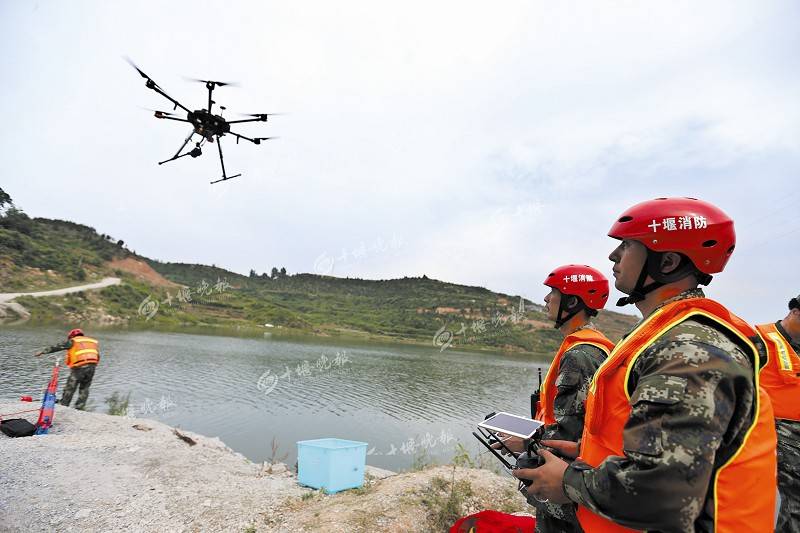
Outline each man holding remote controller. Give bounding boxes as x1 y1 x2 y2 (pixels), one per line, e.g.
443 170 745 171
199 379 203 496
496 264 614 532
513 198 777 532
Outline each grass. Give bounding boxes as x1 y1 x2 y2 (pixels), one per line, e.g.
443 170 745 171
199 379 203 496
411 448 434 471
1 198 639 350
418 467 475 532
265 437 289 470
105 391 131 416
347 477 375 496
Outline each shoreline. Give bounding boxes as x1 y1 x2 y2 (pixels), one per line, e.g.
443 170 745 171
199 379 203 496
0 402 530 532
1 321 555 360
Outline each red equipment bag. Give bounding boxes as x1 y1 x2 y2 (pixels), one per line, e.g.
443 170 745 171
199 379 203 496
450 510 535 532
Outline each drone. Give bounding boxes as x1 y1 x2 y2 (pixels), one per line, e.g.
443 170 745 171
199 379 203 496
126 58 278 184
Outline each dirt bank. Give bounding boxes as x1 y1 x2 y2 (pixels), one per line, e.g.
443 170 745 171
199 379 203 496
0 403 530 532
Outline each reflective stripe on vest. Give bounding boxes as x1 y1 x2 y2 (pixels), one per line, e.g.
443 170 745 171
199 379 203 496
756 323 800 421
66 336 99 368
535 328 614 424
576 298 776 533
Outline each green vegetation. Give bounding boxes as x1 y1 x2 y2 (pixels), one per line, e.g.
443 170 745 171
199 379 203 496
0 188 638 352
419 470 475 532
0 188 130 291
105 391 131 416
417 453 529 531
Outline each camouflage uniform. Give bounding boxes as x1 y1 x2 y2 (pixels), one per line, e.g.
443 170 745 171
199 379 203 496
40 339 97 410
524 328 606 533
773 321 800 533
562 289 766 532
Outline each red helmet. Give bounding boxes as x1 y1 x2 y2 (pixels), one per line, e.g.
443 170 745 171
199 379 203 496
67 328 84 339
543 265 609 310
608 197 735 274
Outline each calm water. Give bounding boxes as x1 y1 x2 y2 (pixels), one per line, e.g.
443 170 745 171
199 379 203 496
0 327 550 471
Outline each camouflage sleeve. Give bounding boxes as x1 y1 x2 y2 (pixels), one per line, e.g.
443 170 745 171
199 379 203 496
776 419 800 531
562 321 755 531
40 339 71 354
541 344 605 443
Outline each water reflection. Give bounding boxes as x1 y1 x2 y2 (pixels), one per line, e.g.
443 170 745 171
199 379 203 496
0 326 550 471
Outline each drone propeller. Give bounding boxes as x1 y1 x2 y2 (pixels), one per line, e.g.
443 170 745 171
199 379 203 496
124 57 159 86
234 113 284 122
241 112 284 118
138 106 180 118
184 77 239 87
153 110 181 119
253 136 278 145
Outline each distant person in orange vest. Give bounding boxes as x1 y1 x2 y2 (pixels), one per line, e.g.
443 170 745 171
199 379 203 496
513 198 777 532
756 294 800 533
35 328 100 410
499 265 614 532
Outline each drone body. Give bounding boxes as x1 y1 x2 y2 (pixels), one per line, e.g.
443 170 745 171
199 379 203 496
128 59 278 184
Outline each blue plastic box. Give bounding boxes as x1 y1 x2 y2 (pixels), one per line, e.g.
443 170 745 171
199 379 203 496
296 438 368 493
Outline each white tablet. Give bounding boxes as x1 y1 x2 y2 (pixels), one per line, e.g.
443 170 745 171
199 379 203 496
477 412 544 439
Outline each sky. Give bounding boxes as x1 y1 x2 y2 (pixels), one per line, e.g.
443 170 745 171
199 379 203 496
1 0 798 324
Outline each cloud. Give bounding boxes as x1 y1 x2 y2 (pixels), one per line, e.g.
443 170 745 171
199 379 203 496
0 0 797 321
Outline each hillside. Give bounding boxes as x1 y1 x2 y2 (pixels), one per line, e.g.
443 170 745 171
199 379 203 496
0 189 638 353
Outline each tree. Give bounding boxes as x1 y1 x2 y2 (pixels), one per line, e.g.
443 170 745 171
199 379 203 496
271 267 279 279
0 187 12 216
0 187 11 210
279 267 287 278
249 269 257 278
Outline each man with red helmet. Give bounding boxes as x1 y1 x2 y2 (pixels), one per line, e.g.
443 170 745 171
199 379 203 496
755 293 800 533
494 265 613 532
513 198 777 532
35 328 100 410
534 265 616 532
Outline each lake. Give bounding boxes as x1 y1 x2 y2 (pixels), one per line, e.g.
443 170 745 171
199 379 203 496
0 327 550 471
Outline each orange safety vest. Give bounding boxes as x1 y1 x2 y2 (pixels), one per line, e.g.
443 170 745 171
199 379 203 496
66 336 100 368
756 322 800 421
535 328 615 424
576 297 776 533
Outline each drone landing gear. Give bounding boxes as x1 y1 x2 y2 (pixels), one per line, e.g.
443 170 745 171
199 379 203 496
159 130 203 165
209 134 241 184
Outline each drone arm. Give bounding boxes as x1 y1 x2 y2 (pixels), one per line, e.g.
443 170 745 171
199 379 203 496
146 84 191 113
226 117 267 125
228 131 258 144
157 115 191 124
126 59 192 113
228 131 275 145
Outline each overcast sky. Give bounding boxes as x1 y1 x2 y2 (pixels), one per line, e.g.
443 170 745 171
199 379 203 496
1 1 797 323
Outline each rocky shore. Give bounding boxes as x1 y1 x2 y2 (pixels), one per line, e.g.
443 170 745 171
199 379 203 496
0 403 530 532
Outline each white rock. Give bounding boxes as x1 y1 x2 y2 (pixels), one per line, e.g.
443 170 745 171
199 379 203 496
74 508 92 519
364 465 397 480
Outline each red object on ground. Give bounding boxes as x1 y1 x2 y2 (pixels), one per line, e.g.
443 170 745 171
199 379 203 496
34 361 60 434
20 396 33 402
450 510 536 532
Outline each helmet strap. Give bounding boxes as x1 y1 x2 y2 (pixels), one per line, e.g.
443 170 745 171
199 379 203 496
616 262 655 306
554 296 591 328
616 251 705 306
